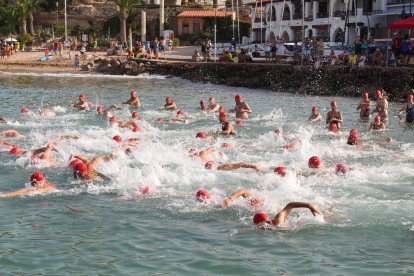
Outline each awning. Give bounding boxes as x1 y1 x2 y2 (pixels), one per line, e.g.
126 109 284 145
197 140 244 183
389 15 414 29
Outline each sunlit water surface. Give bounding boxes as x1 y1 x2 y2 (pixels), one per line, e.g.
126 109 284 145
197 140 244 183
0 71 413 275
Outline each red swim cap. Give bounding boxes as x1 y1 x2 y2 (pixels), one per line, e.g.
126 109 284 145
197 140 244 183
350 128 358 134
236 119 243 126
219 106 225 112
177 110 184 115
69 159 81 168
329 122 338 132
274 166 287 177
205 161 215 169
374 115 381 122
209 97 215 102
331 100 337 107
308 156 322 168
336 163 347 174
21 106 29 113
219 112 227 118
166 97 172 103
109 116 118 123
312 106 318 112
221 143 231 148
79 94 86 99
132 111 139 119
235 94 242 101
363 92 369 99
30 172 45 183
75 162 88 174
409 94 414 100
131 90 137 97
348 133 359 145
132 126 140 132
253 212 269 225
113 135 122 142
10 147 23 155
97 105 104 112
196 132 206 139
196 189 211 201
376 90 382 98
141 185 150 195
157 117 164 123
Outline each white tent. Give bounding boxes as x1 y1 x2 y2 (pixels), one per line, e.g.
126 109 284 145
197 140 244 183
4 37 17 42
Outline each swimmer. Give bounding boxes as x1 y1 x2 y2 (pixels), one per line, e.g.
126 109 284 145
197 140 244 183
274 166 287 177
398 94 414 123
21 106 56 117
373 90 388 123
110 116 139 130
253 202 321 229
73 94 93 110
0 139 19 150
206 97 220 113
309 106 322 123
214 112 236 135
283 140 300 150
205 161 261 172
230 94 252 119
297 156 326 176
131 111 141 121
221 188 262 208
0 172 56 198
170 110 193 123
195 131 215 142
326 100 343 129
357 92 372 119
96 104 121 117
31 142 59 166
199 99 207 112
164 97 177 110
123 90 141 108
190 146 217 163
112 135 139 151
347 129 359 145
0 130 25 138
72 153 118 181
369 115 386 131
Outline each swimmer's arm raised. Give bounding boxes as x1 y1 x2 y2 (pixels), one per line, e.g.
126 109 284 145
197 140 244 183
222 188 260 208
271 202 321 226
88 153 118 167
0 139 18 148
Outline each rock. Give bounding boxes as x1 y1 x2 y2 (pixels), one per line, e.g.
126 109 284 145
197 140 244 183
139 62 145 68
81 64 91 71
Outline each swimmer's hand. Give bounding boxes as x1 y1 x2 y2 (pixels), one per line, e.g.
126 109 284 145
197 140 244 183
308 204 321 216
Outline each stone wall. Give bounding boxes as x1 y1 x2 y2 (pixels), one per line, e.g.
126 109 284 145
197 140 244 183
93 59 414 100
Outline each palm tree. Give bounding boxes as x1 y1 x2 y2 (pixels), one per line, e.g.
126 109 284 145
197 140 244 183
15 0 37 35
111 0 142 44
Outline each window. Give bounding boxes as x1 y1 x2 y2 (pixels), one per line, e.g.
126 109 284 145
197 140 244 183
193 20 201 33
183 20 190 34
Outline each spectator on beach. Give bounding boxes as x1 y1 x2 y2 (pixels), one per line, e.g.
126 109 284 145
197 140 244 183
387 49 396 66
74 54 80 70
358 54 367 67
392 32 403 61
329 49 338 65
349 51 358 66
373 49 384 66
402 34 411 65
192 50 201 62
264 41 271 62
93 39 98 53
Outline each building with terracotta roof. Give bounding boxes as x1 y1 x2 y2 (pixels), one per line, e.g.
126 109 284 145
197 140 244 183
176 9 236 35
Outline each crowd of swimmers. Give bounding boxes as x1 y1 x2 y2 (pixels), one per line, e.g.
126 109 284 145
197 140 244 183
0 88 413 230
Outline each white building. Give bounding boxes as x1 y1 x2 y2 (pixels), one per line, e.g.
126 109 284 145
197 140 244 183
245 0 412 44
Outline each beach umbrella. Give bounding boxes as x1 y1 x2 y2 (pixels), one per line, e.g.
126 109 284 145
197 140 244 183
4 38 18 42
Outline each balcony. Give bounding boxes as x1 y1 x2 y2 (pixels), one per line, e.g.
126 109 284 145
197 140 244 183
362 9 384 15
254 17 267 23
387 0 410 5
316 12 329 18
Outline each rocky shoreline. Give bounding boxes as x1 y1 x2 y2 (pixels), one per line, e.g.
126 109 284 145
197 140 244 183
92 57 414 100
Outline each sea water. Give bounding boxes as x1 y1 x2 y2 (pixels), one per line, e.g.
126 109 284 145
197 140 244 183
0 71 413 275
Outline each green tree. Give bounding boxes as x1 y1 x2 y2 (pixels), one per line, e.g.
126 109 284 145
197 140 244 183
0 5 19 35
111 0 142 43
16 0 38 34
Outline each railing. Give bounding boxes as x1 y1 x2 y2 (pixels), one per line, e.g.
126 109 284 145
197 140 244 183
292 13 302 19
316 12 329 18
362 9 384 15
387 0 410 5
254 17 267 23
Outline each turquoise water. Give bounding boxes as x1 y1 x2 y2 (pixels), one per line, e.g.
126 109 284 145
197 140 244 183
0 71 413 275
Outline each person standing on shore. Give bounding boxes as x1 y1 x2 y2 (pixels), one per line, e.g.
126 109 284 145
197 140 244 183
326 101 343 129
398 93 414 123
357 92 372 119
230 94 252 119
374 90 389 123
